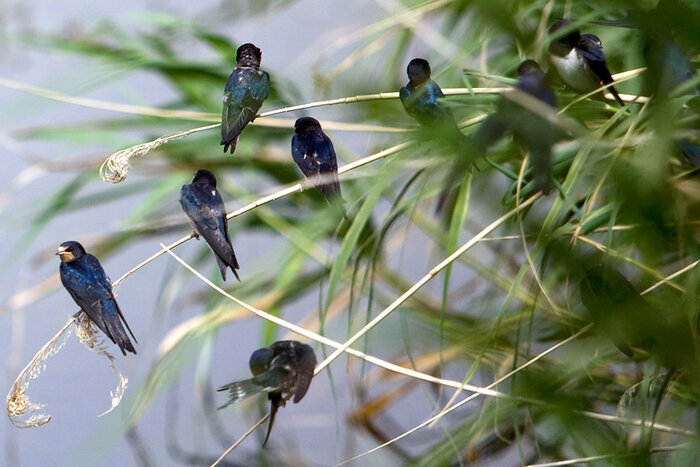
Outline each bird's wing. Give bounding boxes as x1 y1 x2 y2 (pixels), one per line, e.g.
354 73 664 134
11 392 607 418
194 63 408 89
60 258 123 346
292 346 318 403
578 41 624 104
518 75 556 107
221 69 270 148
291 135 321 178
314 135 342 199
60 257 112 303
180 185 236 266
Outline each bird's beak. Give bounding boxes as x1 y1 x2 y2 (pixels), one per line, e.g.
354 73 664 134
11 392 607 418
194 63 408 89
56 245 73 261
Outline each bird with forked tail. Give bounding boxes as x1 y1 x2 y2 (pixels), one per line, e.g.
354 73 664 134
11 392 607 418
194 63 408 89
180 169 240 282
58 241 137 356
218 340 317 446
547 19 625 106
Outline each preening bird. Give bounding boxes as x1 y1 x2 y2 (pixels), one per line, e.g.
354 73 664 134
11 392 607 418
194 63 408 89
218 340 317 446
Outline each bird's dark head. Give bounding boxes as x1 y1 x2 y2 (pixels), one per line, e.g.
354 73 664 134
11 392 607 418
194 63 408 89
406 58 431 84
57 241 86 263
192 169 217 187
549 19 581 52
517 59 543 77
580 34 602 49
236 43 262 68
294 117 322 135
249 347 275 376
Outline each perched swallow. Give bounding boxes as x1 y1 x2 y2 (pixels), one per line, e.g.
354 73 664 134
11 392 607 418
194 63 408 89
218 340 317 446
470 60 559 195
291 117 342 202
399 58 464 145
57 241 137 356
180 169 240 281
221 43 271 154
548 19 625 106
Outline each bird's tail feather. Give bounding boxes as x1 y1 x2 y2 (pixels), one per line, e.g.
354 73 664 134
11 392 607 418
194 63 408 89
103 299 137 356
217 378 263 409
221 135 240 154
263 393 284 447
215 255 240 282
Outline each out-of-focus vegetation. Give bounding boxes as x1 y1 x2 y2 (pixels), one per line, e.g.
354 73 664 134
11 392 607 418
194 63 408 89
4 0 700 465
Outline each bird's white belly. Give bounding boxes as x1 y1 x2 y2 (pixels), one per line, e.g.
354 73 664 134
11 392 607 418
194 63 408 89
551 50 598 92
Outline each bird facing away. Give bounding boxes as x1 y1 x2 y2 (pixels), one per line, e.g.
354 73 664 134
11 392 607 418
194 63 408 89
58 241 137 356
291 117 342 202
220 43 271 154
218 340 317 446
399 58 464 146
179 169 240 281
470 60 559 195
548 19 625 106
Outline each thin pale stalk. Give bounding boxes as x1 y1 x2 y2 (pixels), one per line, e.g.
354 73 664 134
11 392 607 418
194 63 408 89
209 415 268 466
315 193 541 374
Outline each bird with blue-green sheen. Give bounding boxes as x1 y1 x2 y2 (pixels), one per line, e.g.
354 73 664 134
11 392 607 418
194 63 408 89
221 43 270 154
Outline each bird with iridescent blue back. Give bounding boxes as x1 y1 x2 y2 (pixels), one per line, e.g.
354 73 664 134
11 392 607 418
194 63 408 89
548 19 625 106
180 169 240 281
58 241 137 356
220 43 270 154
291 117 342 202
399 58 464 146
218 340 317 446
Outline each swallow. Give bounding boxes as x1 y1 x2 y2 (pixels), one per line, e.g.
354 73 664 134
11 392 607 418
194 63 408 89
510 59 559 194
57 241 137 356
291 117 342 202
221 43 271 154
399 58 464 146
218 340 317 446
180 169 240 281
441 60 558 205
548 19 625 106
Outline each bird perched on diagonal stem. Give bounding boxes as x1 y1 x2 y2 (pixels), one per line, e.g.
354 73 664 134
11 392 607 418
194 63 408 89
180 169 240 281
58 241 137 356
